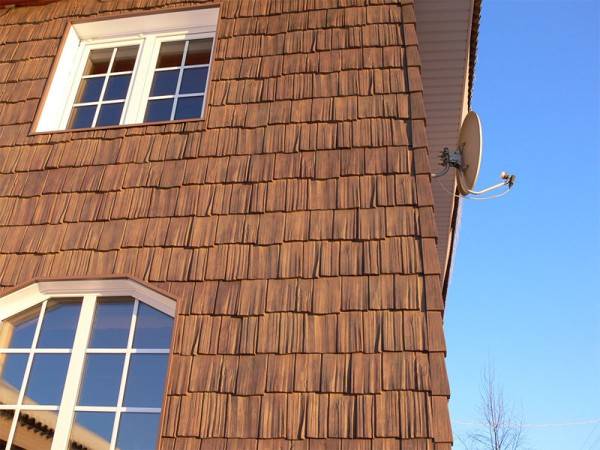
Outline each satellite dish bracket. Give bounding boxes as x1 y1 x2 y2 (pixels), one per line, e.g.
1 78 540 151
431 147 464 178
432 111 516 198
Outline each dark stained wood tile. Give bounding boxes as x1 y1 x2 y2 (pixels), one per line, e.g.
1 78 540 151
258 212 285 245
257 312 280 353
218 315 242 354
431 395 452 443
337 311 364 353
305 393 328 439
226 395 261 438
427 311 446 353
328 394 355 438
198 393 228 438
294 354 321 393
424 275 445 311
247 244 279 279
308 179 337 210
236 354 267 395
317 241 339 278
304 314 337 354
339 241 363 276
421 238 440 274
177 393 203 436
429 352 450 396
400 391 430 439
394 274 423 310
279 241 303 278
266 353 295 393
349 353 381 394
320 354 348 393
312 277 341 314
341 276 369 311
285 394 309 440
403 311 427 352
375 391 400 437
259 393 287 438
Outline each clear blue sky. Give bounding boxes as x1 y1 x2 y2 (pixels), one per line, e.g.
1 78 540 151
445 1 600 449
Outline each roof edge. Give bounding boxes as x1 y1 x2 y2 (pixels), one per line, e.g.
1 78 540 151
442 0 482 302
467 0 482 108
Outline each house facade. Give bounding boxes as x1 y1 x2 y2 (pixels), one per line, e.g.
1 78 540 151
0 0 479 449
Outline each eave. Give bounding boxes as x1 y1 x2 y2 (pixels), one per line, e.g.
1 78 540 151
414 0 481 297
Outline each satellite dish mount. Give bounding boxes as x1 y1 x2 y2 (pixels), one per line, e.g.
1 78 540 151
433 111 515 198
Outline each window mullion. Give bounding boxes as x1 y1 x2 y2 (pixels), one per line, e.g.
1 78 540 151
14 300 46 406
170 40 189 121
90 48 118 128
109 299 140 450
124 35 157 124
4 299 48 449
6 298 49 450
50 294 97 450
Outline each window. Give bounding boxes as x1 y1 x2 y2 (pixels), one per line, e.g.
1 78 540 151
0 279 176 450
35 7 219 132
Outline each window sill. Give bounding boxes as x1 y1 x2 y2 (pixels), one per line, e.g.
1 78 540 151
28 116 207 137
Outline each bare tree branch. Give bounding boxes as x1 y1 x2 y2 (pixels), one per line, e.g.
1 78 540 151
457 364 530 450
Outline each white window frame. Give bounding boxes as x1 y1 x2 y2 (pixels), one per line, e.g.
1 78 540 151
0 278 177 450
36 7 219 132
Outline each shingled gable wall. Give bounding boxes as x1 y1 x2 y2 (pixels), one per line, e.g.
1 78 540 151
0 0 453 448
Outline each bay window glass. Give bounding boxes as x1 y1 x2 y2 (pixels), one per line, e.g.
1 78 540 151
0 282 175 450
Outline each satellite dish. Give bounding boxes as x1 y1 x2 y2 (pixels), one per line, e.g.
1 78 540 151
456 111 482 195
432 110 516 198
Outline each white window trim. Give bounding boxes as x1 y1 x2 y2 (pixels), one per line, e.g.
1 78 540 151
0 278 176 450
0 278 176 321
36 7 219 132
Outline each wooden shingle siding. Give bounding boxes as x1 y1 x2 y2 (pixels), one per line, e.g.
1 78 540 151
0 0 454 448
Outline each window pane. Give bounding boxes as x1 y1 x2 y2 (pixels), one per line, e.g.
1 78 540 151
156 41 185 68
144 98 174 123
68 105 96 129
104 74 131 101
180 67 208 95
0 304 40 349
37 299 82 348
74 76 104 103
0 353 28 404
149 70 179 96
186 39 213 65
23 354 69 405
111 45 138 72
11 410 57 449
133 303 173 349
96 102 124 127
116 413 159 450
84 48 114 75
70 412 114 450
123 354 168 408
89 299 134 349
174 96 204 120
78 354 124 407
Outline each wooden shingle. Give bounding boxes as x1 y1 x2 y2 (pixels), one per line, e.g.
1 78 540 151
0 2 457 448
226 395 261 438
259 393 287 438
235 354 267 395
375 391 400 437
